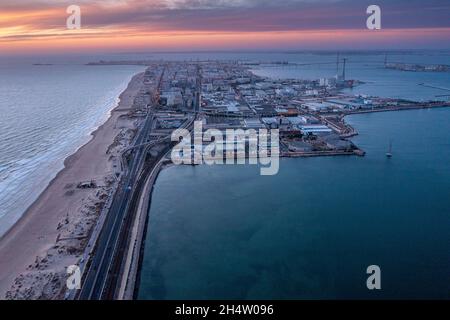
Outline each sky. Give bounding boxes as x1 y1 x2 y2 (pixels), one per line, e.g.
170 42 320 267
0 0 449 54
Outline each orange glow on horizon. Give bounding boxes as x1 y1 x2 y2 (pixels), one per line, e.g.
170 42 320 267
1 28 450 54
0 7 63 28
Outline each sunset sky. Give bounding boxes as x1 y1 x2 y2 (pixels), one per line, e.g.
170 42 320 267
1 0 449 54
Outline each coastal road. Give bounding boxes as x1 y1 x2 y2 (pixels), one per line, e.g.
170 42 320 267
77 64 198 300
78 66 168 300
77 112 156 299
77 113 194 300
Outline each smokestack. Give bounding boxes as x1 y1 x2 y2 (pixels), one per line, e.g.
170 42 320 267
336 52 340 75
342 58 347 81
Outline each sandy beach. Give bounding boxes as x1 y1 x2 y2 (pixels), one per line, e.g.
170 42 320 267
0 72 145 299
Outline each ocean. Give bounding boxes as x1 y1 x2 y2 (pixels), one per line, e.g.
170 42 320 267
0 57 145 236
137 51 450 299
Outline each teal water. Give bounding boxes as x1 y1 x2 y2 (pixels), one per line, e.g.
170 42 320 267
138 107 450 299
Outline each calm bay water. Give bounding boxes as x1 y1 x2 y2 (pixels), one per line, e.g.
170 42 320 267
139 108 450 299
138 51 450 299
0 60 145 236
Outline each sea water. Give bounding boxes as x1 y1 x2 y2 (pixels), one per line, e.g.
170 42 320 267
0 57 145 236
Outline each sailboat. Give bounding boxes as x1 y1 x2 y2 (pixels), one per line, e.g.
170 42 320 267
386 141 393 158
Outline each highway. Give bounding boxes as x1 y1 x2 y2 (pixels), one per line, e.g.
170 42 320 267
78 114 194 299
77 64 199 300
78 67 166 300
77 112 156 299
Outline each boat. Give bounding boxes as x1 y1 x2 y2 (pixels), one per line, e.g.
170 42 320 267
386 141 393 158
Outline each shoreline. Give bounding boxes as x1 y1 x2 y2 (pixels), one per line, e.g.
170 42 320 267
119 158 173 300
0 75 138 238
0 71 145 299
0 76 137 241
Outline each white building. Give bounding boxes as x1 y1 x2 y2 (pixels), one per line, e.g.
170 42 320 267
299 125 332 134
